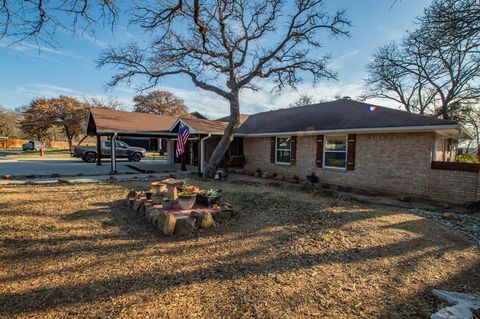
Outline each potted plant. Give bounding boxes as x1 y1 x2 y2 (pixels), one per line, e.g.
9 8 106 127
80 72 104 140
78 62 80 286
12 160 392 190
162 197 174 210
178 191 197 210
178 181 188 193
197 188 221 206
185 185 199 193
306 172 319 183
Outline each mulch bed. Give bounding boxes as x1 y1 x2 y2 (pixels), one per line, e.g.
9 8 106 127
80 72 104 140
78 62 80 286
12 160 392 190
0 180 479 318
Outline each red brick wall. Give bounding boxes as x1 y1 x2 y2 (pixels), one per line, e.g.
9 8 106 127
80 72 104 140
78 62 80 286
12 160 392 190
244 132 479 205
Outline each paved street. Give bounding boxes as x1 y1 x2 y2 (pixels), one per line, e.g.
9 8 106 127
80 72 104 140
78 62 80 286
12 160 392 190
0 158 177 177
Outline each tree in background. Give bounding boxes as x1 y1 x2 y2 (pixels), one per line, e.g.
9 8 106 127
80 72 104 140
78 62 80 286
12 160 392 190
290 94 317 107
133 91 190 117
20 96 88 151
364 0 480 121
87 97 127 111
0 106 21 138
98 0 350 177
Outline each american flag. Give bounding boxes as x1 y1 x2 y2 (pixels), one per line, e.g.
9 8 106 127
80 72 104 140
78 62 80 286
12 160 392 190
176 122 190 158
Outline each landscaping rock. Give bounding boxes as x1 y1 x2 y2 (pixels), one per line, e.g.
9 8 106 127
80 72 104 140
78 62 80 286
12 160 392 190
254 172 261 177
174 217 197 236
137 203 146 216
1 174 12 180
244 170 255 176
126 191 137 208
150 209 160 226
190 211 201 218
157 213 177 236
431 289 480 319
274 175 284 181
213 209 232 223
133 199 143 212
198 212 216 229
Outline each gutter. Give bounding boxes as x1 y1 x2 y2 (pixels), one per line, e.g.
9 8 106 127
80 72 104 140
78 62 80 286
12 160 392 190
200 134 212 174
235 124 463 138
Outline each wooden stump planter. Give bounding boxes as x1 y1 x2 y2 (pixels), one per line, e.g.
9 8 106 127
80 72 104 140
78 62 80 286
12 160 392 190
162 198 174 210
151 181 167 194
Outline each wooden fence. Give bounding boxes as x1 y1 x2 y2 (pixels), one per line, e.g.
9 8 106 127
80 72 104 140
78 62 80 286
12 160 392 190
0 139 95 149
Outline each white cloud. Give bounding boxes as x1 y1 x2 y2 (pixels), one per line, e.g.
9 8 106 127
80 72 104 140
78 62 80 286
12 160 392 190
0 39 88 62
13 83 132 107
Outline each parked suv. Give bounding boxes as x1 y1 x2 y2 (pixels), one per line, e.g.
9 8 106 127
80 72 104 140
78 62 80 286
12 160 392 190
22 140 44 151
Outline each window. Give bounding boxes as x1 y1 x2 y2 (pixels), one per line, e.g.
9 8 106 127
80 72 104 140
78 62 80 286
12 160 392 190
276 137 291 164
324 136 347 169
105 141 129 148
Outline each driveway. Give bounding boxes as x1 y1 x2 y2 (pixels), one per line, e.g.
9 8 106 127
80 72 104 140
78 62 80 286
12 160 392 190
0 158 178 177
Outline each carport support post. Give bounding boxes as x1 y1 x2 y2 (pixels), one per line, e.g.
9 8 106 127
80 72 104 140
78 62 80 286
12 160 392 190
110 133 117 174
96 135 102 166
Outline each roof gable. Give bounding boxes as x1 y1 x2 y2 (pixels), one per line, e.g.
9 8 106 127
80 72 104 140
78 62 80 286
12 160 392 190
89 108 177 134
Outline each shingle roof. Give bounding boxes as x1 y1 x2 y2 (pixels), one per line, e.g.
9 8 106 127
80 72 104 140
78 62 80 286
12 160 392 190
89 108 177 134
215 114 250 125
236 99 457 135
179 117 228 134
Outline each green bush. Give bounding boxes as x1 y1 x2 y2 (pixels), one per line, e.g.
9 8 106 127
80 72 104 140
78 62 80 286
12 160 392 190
457 154 480 163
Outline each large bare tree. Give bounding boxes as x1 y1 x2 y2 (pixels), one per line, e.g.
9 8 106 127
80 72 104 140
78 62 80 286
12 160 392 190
133 91 190 117
0 0 118 46
98 0 350 177
364 0 480 121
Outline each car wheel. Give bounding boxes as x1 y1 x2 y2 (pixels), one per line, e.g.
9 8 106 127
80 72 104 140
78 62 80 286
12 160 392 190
82 152 97 163
130 153 142 162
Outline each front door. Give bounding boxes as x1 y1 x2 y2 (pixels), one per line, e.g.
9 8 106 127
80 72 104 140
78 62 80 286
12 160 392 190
173 140 199 166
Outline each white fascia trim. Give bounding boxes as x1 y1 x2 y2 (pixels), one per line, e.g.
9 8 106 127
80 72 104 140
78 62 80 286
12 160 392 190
196 131 225 135
236 124 462 138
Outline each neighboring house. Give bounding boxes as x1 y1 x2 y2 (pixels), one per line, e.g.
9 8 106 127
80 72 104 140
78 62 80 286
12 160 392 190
87 99 478 204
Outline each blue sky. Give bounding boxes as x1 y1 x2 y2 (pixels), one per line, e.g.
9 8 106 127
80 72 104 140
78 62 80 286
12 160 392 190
0 0 432 118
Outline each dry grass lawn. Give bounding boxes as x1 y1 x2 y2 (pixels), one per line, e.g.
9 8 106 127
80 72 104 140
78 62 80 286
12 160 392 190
0 179 479 319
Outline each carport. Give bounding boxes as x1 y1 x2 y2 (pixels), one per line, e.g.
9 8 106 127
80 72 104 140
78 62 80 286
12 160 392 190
86 108 178 174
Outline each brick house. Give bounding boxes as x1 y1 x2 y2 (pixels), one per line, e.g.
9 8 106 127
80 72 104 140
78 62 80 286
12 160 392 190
168 99 478 204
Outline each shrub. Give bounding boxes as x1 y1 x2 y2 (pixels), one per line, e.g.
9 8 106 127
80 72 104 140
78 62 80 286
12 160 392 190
457 154 480 163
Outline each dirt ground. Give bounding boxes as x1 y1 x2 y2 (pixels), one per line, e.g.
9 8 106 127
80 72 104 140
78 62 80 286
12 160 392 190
0 178 479 319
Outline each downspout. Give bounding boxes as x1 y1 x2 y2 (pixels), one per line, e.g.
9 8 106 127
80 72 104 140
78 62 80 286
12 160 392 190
200 134 212 175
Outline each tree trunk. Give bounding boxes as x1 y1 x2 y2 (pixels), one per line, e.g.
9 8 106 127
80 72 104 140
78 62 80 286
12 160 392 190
204 94 240 178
